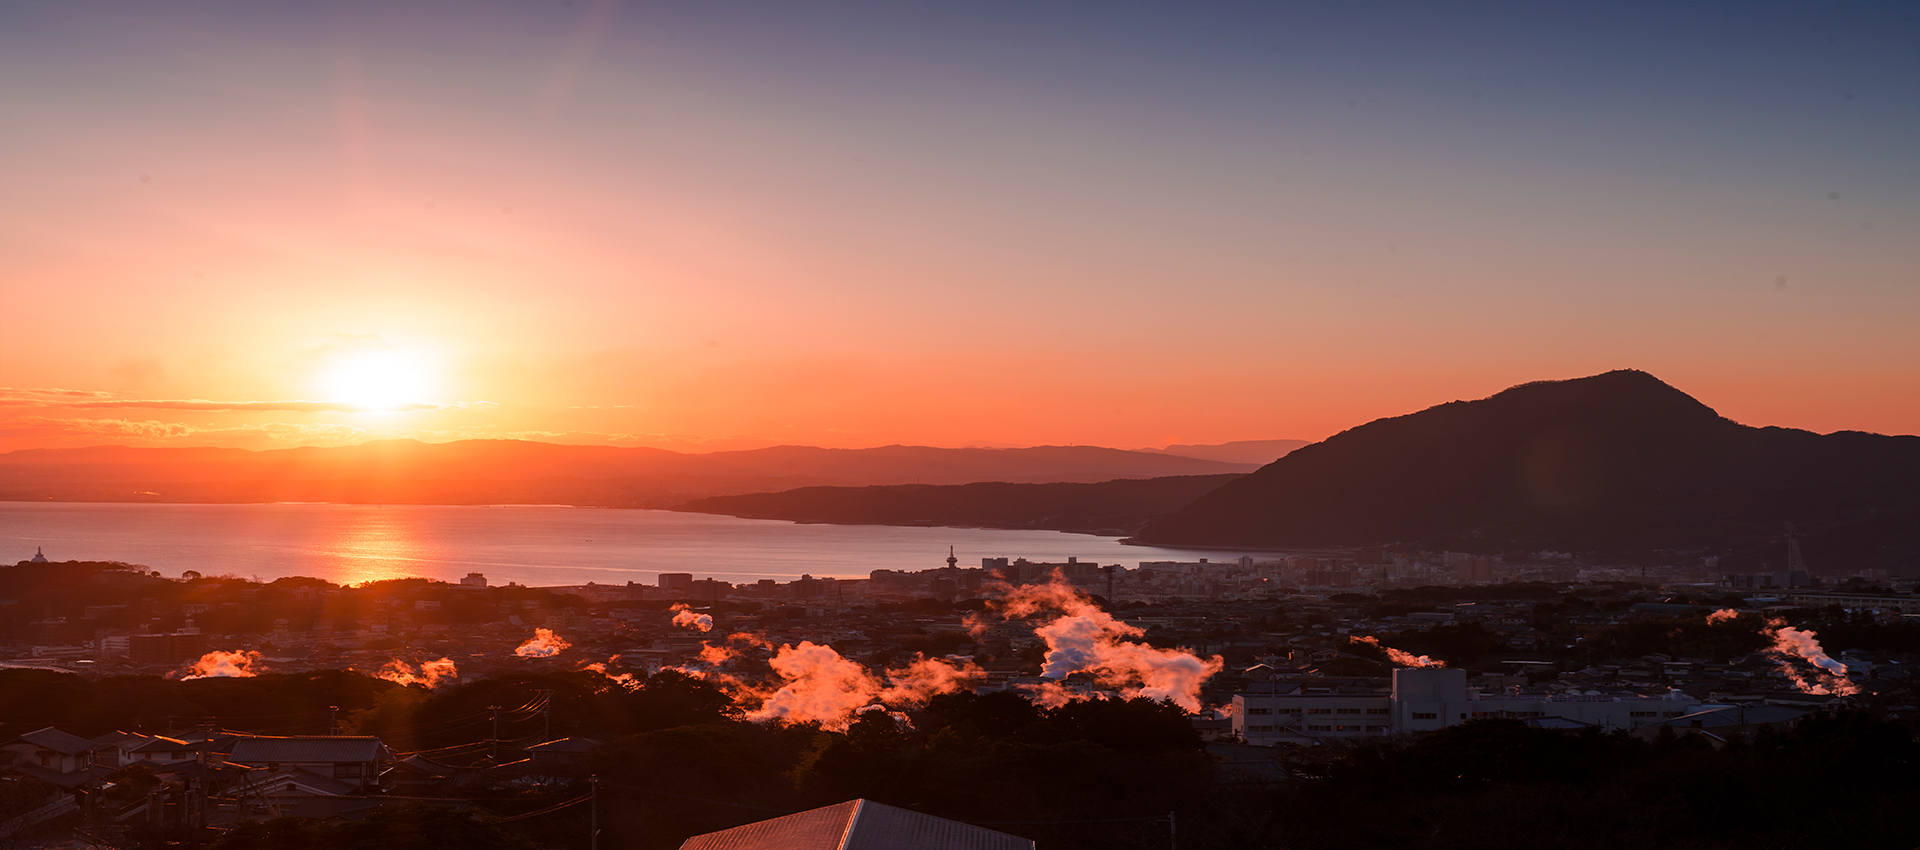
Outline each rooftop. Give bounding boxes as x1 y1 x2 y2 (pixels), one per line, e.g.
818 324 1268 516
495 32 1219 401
227 736 387 765
678 799 1034 850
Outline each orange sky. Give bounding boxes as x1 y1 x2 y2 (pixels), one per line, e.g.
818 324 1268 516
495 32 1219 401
3 3 1916 453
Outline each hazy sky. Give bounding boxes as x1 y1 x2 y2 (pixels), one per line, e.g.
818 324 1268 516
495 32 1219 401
3 1 1916 453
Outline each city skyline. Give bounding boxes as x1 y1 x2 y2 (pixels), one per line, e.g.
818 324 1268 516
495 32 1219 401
4 2 1917 453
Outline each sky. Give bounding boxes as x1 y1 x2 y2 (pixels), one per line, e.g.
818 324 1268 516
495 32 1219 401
2 1 1917 454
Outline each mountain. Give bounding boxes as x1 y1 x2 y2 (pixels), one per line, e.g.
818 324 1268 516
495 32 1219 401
0 440 1254 507
1141 439 1310 465
1134 370 1920 571
678 474 1245 536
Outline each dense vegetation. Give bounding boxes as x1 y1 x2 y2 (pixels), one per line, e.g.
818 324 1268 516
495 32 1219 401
9 665 1920 850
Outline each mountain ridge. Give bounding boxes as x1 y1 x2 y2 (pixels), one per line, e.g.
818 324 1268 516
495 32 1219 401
1134 370 1920 571
0 439 1254 507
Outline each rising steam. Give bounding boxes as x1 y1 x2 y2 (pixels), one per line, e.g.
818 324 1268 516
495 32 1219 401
375 657 459 688
1707 608 1858 696
742 641 881 730
1350 635 1445 668
179 650 262 680
993 576 1222 711
584 659 641 691
514 627 572 657
670 603 714 632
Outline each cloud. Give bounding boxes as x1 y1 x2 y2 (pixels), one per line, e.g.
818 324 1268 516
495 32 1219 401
0 387 497 413
0 416 371 445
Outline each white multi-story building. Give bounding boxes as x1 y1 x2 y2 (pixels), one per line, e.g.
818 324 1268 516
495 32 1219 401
1234 668 1700 745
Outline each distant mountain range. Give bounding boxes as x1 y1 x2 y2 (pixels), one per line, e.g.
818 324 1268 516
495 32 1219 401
1135 370 1920 572
1140 439 1310 465
678 474 1246 536
0 441 1254 507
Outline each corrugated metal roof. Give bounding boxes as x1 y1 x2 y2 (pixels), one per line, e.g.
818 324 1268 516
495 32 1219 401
227 736 386 765
843 801 1034 850
678 800 1034 850
679 800 856 850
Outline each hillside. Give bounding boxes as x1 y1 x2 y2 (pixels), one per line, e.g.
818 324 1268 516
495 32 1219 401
0 441 1253 507
678 473 1245 536
1134 370 1920 571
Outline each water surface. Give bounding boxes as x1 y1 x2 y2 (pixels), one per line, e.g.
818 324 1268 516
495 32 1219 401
0 502 1255 587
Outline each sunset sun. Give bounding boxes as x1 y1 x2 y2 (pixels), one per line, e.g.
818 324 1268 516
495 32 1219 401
318 349 435 409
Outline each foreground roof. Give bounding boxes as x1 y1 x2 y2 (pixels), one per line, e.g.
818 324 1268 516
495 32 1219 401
678 799 1034 850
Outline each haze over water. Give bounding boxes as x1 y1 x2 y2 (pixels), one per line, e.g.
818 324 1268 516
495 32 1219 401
0 502 1259 587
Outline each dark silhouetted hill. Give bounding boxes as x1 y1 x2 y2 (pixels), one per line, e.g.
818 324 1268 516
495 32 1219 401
678 474 1245 535
1134 370 1920 571
0 441 1252 507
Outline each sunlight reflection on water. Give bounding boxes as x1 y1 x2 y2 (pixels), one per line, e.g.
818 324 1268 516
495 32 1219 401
1 503 1265 587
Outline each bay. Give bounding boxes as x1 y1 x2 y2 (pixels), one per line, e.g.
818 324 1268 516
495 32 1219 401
0 502 1257 588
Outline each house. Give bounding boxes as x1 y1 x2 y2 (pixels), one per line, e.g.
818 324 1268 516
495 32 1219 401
381 754 481 797
224 736 392 794
1 727 106 776
121 735 211 767
679 799 1034 850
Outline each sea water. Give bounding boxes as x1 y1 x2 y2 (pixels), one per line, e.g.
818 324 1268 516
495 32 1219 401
0 502 1256 587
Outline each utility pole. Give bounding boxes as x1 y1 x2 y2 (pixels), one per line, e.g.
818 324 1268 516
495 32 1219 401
489 706 501 764
589 774 600 850
328 705 339 736
1168 810 1177 850
541 690 552 743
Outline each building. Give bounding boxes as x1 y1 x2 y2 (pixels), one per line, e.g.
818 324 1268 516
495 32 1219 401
678 799 1034 850
225 736 393 794
129 632 210 665
2 727 105 776
1233 668 1700 745
1784 590 1920 613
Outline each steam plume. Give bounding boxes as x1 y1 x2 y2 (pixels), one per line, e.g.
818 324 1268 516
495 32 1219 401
1710 609 1858 695
698 643 737 665
1770 624 1858 696
179 650 261 680
514 627 572 657
878 655 987 706
994 576 1222 711
670 603 714 632
1350 636 1445 668
375 657 458 688
584 659 641 691
743 641 880 731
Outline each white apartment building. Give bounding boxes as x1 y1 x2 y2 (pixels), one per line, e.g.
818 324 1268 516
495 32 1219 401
1233 668 1700 745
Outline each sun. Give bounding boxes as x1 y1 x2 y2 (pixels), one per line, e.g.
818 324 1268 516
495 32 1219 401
318 349 436 410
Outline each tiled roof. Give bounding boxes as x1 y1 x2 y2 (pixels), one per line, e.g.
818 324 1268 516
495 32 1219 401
126 736 197 753
15 727 103 755
227 736 386 765
679 799 1034 850
260 767 359 797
